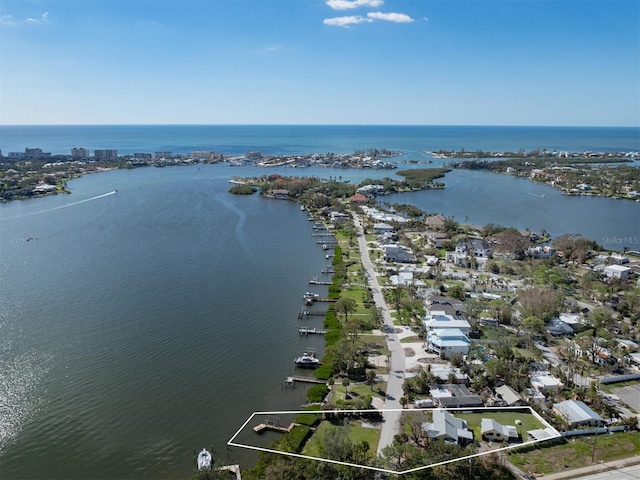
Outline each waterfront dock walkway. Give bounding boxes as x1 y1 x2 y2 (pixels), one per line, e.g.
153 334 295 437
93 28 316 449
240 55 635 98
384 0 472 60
253 422 297 434
298 308 326 319
299 327 327 335
284 375 327 385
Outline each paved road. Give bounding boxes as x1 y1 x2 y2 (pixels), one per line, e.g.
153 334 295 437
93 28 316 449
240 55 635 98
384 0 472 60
351 213 407 456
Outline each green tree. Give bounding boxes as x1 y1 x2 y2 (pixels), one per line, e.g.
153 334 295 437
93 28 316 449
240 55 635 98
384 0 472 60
448 284 466 300
334 297 357 324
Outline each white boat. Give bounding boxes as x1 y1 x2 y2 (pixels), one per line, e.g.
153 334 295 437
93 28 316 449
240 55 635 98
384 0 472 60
197 448 212 470
294 351 322 368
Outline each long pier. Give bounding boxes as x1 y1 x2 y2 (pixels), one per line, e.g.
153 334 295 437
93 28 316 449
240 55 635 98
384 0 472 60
284 376 327 385
309 278 331 285
298 308 327 319
299 327 327 335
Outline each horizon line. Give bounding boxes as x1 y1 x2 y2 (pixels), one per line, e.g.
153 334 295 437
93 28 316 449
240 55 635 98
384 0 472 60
2 123 639 128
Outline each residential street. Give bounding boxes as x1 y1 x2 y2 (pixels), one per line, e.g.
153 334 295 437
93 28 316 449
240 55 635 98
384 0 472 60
351 213 408 456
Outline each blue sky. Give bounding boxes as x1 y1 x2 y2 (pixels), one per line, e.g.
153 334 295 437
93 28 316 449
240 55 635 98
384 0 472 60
1 0 638 126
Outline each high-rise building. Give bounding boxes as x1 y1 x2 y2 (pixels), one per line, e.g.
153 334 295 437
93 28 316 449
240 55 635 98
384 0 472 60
71 148 90 158
94 149 118 160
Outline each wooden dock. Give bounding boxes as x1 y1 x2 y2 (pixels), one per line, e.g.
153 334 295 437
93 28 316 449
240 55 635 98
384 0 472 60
299 327 327 335
309 278 331 285
285 375 327 385
253 422 296 434
298 308 327 319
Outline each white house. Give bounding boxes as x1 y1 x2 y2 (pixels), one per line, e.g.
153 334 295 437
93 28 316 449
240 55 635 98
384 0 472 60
423 311 471 335
447 239 492 267
426 328 471 358
421 409 473 445
604 265 632 280
481 418 519 442
530 374 564 394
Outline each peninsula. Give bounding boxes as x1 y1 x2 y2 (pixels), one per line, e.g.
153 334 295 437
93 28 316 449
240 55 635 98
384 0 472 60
214 175 640 480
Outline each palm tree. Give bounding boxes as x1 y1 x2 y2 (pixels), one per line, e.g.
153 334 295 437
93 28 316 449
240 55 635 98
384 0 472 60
342 378 350 399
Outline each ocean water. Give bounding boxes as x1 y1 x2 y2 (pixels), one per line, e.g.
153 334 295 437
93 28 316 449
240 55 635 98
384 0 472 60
0 126 639 479
1 124 639 157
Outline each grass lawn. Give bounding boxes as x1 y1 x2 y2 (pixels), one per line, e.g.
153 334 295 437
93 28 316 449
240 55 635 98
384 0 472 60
509 431 640 475
302 419 380 460
600 379 640 393
331 382 382 402
514 347 540 360
459 411 545 441
400 335 422 343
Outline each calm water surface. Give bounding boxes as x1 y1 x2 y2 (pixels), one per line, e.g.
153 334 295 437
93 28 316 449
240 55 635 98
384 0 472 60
0 166 329 479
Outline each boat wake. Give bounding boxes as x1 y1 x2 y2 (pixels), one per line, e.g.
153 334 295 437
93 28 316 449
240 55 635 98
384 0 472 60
213 193 251 257
1 191 117 220
46 190 118 212
527 192 546 198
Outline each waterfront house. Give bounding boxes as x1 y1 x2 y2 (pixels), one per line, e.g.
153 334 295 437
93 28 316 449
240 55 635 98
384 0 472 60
424 214 447 230
481 418 519 442
268 189 290 199
330 211 350 225
421 409 474 445
604 265 632 280
553 400 605 427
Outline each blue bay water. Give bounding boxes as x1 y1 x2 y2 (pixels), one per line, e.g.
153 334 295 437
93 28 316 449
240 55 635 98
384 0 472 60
0 125 639 479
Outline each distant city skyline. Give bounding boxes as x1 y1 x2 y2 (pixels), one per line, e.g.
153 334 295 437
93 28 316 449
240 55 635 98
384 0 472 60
1 0 638 126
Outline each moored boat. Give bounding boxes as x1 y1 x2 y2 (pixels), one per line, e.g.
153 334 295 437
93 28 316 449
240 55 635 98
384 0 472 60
294 351 322 368
197 448 212 470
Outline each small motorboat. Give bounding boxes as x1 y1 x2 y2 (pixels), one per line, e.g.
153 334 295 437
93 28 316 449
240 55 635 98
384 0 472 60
197 448 212 470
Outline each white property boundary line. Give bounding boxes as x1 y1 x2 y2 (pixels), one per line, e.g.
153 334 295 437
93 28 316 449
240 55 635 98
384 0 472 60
227 406 561 476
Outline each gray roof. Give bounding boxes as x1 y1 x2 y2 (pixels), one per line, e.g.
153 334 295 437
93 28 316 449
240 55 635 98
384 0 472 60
495 385 523 406
555 400 604 424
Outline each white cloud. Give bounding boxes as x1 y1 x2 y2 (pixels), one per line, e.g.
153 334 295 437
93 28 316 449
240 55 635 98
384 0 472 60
323 15 373 27
367 12 414 23
326 0 383 11
25 12 50 24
